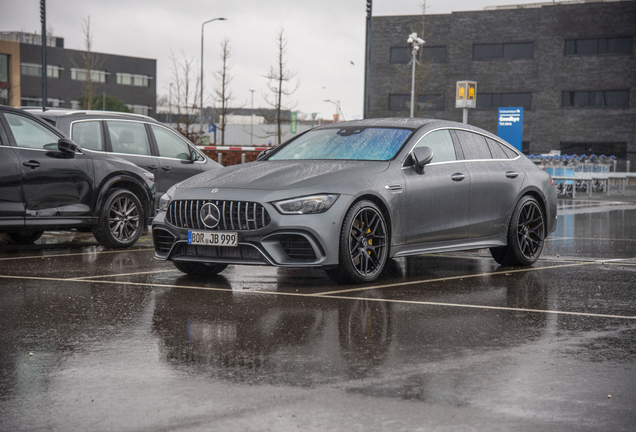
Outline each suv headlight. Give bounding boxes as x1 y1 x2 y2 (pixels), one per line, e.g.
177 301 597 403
159 185 176 212
273 194 339 215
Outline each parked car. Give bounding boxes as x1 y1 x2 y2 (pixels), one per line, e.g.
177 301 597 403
151 118 558 284
26 108 221 209
0 105 155 247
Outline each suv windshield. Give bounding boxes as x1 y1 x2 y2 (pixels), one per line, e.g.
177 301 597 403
268 127 412 161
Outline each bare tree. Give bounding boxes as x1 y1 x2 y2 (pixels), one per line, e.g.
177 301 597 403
170 51 202 143
213 38 235 145
77 16 102 110
263 27 298 145
389 1 447 117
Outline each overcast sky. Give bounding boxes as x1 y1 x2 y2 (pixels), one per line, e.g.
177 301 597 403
1 0 540 119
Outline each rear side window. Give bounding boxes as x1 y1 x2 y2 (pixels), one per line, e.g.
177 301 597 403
485 137 508 159
151 125 194 160
4 113 60 150
413 129 457 164
106 121 151 156
71 120 103 151
452 130 492 160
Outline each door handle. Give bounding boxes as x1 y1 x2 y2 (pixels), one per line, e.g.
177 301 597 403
451 173 465 181
506 171 519 178
147 164 158 170
23 161 41 169
162 166 172 171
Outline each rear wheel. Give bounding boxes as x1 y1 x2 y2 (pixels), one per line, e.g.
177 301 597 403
7 230 44 245
93 188 144 248
490 195 545 266
173 261 228 277
326 200 389 284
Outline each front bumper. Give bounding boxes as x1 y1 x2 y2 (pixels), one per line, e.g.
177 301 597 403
151 196 352 268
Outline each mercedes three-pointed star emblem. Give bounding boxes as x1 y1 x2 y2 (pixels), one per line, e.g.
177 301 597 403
200 203 221 229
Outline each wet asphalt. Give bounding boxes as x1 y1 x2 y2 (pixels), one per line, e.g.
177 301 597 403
1 193 636 431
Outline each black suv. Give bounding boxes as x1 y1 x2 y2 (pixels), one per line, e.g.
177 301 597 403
26 108 221 209
0 105 155 247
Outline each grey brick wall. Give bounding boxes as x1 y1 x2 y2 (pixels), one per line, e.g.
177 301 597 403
368 1 636 155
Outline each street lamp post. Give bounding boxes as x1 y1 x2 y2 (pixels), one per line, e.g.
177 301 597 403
249 89 255 146
407 32 425 118
200 17 227 142
325 99 344 122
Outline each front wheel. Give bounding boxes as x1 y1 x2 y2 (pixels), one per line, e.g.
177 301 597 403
173 261 228 277
490 195 546 266
326 200 389 285
93 189 144 248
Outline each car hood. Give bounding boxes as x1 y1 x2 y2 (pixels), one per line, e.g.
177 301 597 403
176 160 390 191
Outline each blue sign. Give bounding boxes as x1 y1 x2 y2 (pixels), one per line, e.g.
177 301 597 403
497 107 523 152
208 124 215 133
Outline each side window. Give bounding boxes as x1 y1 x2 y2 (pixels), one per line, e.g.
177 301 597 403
106 121 151 156
453 130 492 160
413 129 457 164
4 113 60 150
151 125 194 160
486 137 508 159
71 120 103 151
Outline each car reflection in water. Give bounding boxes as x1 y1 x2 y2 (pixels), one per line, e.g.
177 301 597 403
151 268 549 391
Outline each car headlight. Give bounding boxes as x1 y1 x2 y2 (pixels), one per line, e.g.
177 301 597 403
141 169 154 182
273 194 339 215
159 185 177 212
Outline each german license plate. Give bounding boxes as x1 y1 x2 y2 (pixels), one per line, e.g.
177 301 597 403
188 230 238 247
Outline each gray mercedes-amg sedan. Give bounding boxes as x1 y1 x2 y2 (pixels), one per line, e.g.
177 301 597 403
151 118 557 284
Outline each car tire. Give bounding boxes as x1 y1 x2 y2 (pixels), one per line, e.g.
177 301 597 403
326 200 389 285
173 261 228 276
490 195 545 266
7 230 44 245
93 188 144 248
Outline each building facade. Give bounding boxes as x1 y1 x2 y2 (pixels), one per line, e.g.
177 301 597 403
0 32 156 117
367 1 636 164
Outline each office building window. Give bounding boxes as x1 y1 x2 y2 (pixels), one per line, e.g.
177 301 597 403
71 68 107 83
47 65 62 78
474 42 533 60
116 73 151 87
565 36 632 56
562 90 629 108
390 46 446 64
21 63 41 76
389 94 445 111
476 93 532 109
0 88 8 106
0 54 9 83
127 105 150 116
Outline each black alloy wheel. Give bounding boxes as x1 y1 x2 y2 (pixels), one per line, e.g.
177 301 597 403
93 189 144 248
327 200 388 284
490 195 545 266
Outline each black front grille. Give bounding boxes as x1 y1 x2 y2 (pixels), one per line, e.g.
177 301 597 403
167 200 271 231
153 228 176 254
280 235 317 260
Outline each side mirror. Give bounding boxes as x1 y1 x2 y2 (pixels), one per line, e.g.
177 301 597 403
412 146 434 174
58 138 82 156
256 148 273 161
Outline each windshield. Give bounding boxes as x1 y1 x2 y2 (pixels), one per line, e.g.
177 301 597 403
268 127 413 161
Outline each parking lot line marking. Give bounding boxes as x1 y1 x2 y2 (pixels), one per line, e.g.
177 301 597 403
0 273 634 321
323 294 636 321
546 237 636 242
0 248 154 261
67 269 180 280
314 261 596 297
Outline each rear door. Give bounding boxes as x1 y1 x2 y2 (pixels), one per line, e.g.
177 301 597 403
1 111 94 224
402 129 470 244
452 130 524 238
0 115 24 226
148 124 203 202
104 119 160 179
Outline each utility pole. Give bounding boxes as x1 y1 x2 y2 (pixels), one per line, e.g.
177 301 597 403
40 0 47 111
363 0 372 119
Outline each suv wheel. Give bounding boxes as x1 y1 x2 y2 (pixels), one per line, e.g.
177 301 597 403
93 188 144 248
